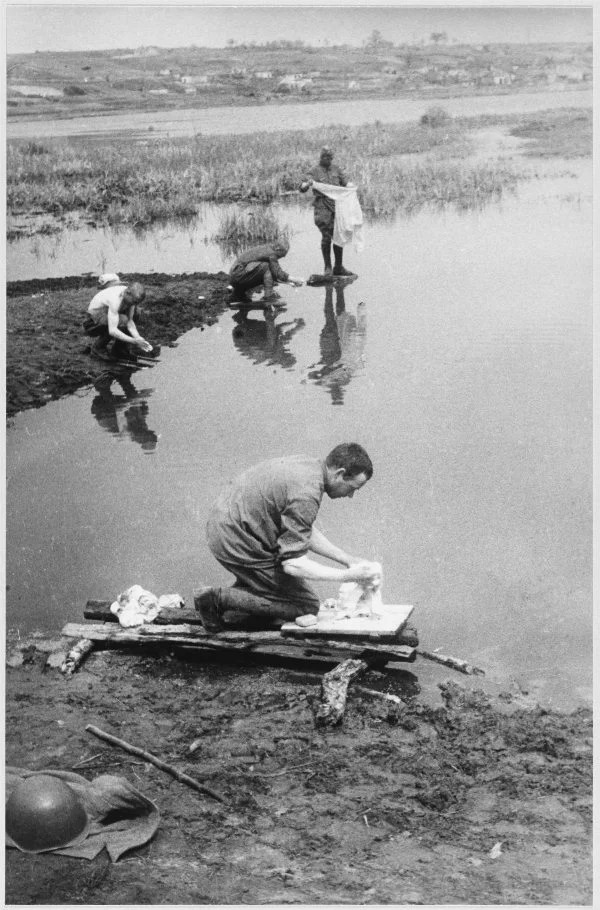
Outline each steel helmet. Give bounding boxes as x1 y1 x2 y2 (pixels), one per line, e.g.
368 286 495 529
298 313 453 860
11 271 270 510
6 775 89 853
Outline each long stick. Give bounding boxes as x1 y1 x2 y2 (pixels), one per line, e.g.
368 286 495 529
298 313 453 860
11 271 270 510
85 724 225 803
417 648 485 676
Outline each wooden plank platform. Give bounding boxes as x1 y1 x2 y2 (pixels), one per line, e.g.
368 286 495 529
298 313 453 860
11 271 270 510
281 604 414 642
61 621 416 665
84 600 418 647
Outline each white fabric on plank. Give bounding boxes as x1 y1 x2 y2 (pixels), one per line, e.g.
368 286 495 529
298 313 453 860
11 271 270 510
311 180 365 251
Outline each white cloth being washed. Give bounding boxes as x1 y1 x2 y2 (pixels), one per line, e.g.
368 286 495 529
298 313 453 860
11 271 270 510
311 181 365 252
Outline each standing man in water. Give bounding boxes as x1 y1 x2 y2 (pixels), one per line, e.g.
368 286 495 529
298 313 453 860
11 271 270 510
300 145 355 278
195 443 381 631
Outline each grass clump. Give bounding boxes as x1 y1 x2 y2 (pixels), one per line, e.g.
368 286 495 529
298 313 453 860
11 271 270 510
213 207 290 257
420 105 452 128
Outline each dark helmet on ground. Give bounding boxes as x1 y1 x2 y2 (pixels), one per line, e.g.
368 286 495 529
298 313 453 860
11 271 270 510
6 775 89 853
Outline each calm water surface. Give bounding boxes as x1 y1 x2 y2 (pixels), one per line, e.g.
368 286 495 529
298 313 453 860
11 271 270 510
6 88 592 141
6 166 592 711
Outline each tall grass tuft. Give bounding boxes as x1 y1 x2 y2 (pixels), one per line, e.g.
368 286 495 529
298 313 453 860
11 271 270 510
213 208 291 258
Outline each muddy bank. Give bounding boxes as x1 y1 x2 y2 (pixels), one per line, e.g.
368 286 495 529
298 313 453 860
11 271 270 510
6 272 231 418
5 633 592 905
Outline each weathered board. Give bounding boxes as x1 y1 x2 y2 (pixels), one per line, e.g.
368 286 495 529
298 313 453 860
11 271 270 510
83 600 418 647
281 604 414 640
60 621 416 664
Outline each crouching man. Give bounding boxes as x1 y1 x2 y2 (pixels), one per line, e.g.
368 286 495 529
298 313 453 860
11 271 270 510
84 280 156 361
229 239 304 303
195 443 381 631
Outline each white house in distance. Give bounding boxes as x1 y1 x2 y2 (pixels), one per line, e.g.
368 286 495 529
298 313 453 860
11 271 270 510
255 70 273 79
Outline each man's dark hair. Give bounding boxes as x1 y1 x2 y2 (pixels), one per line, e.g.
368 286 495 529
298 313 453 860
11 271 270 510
325 443 373 480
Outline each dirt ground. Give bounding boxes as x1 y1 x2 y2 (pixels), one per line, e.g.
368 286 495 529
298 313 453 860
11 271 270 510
4 634 592 906
6 273 231 418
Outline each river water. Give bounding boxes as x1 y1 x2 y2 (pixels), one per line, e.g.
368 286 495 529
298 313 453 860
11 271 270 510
6 88 592 141
6 157 592 711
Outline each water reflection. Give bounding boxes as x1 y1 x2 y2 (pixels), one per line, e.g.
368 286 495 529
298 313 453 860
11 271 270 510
91 374 158 453
305 282 367 405
231 307 305 371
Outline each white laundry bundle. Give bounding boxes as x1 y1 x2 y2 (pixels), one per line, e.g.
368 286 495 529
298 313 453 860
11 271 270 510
311 181 365 252
328 562 383 619
110 585 184 628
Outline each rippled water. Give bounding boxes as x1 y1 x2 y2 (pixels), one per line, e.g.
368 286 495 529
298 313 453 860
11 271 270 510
6 163 592 711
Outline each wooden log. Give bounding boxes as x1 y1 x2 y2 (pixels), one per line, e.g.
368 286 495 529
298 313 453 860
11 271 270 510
62 622 416 664
417 648 485 676
84 601 419 648
61 638 95 676
315 658 368 727
85 725 225 803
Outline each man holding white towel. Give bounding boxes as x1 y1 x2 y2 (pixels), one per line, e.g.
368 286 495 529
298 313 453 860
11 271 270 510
300 146 357 278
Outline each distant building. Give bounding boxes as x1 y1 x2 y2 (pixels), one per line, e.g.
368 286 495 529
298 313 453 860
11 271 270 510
159 69 171 76
255 71 273 79
148 88 169 95
348 80 360 90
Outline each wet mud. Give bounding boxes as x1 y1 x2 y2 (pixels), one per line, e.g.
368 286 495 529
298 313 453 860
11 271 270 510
6 272 231 418
4 638 592 905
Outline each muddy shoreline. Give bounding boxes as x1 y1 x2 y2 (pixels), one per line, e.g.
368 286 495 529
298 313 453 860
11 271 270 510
5 632 592 905
6 272 231 418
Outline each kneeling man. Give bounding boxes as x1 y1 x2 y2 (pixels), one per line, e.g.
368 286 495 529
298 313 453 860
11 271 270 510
196 443 381 631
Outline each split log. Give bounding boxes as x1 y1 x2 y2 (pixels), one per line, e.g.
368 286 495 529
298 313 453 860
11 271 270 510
315 658 368 727
60 638 95 676
85 724 225 803
417 649 485 676
61 622 416 665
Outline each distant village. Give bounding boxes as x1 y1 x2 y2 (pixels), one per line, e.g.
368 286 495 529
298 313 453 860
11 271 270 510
7 40 592 105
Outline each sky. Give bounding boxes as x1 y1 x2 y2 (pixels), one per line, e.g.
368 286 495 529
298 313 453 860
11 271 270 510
4 3 595 55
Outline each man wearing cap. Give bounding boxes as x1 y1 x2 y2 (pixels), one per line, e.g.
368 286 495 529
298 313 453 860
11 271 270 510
300 146 355 278
229 239 305 303
83 281 154 360
195 443 381 631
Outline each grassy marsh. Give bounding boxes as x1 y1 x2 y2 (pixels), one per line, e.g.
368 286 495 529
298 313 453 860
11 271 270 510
6 107 591 233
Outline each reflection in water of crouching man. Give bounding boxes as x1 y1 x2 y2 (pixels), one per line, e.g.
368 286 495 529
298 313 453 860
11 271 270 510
91 375 158 454
306 283 367 405
231 308 306 371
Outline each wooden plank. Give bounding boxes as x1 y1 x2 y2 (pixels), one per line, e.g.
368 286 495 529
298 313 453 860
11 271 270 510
281 604 414 641
84 600 420 646
61 622 416 663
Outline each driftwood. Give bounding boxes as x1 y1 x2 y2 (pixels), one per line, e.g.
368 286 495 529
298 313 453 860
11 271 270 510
417 649 485 676
61 638 95 676
315 658 368 727
61 622 416 665
84 600 419 647
85 724 225 803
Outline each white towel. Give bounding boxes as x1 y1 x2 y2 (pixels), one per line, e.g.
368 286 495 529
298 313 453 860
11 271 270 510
311 181 365 252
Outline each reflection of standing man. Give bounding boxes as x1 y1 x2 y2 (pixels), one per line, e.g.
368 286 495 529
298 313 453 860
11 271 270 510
300 146 354 278
307 285 367 406
91 375 158 453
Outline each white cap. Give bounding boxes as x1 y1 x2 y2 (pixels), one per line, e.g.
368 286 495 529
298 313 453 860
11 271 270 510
98 273 121 287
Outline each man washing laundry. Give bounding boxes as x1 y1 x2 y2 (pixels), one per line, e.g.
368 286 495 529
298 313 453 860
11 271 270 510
195 443 381 631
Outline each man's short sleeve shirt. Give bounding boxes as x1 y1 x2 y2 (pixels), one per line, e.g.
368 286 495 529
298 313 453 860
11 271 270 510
207 456 326 568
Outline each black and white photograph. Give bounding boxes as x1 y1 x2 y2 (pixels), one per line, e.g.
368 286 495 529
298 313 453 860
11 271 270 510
4 1 594 905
